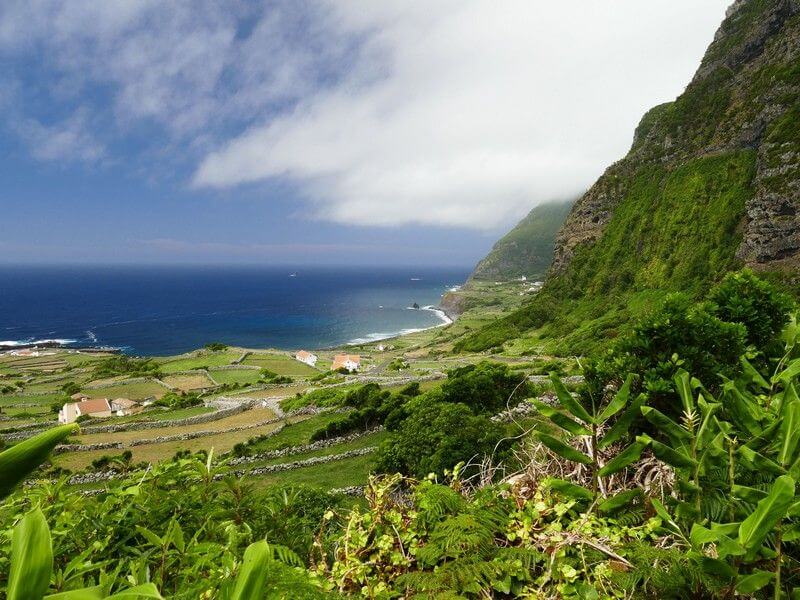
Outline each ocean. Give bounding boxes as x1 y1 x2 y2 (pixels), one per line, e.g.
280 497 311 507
0 265 469 356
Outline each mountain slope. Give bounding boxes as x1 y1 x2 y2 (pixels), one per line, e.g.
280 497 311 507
469 201 573 281
457 0 800 354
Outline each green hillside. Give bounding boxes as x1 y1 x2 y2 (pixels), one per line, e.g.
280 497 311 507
457 0 800 354
469 200 573 281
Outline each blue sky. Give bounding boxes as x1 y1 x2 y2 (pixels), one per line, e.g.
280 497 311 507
0 1 730 266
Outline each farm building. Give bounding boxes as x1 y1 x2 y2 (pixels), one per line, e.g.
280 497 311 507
331 354 360 372
295 350 318 367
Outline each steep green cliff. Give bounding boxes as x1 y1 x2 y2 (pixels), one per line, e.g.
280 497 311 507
469 201 573 282
457 0 800 354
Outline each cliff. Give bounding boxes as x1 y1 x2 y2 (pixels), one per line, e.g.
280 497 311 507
457 0 800 353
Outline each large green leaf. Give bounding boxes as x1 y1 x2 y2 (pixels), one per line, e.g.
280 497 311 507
549 373 592 423
732 484 768 504
598 439 649 478
723 383 765 436
8 507 53 600
231 541 271 600
740 356 769 390
736 570 774 594
639 435 696 470
106 584 163 599
0 424 78 500
780 398 800 467
738 475 795 556
598 393 645 450
44 588 104 600
773 358 800 385
598 489 641 514
531 400 590 436
738 446 786 475
545 478 593 501
596 374 634 424
673 370 694 414
535 432 592 465
640 407 691 445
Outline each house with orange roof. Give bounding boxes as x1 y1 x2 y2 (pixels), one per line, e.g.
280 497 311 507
295 350 318 367
58 398 113 424
331 354 360 373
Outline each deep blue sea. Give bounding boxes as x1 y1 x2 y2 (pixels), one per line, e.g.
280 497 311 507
0 266 469 356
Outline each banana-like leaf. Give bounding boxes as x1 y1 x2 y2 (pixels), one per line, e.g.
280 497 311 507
598 489 641 514
0 424 78 500
738 446 786 475
640 407 691 445
674 370 694 414
231 541 271 600
8 507 53 600
732 484 768 504
640 435 696 470
549 373 592 423
598 393 645 450
773 358 800 385
44 588 104 599
738 475 795 556
736 570 774 594
545 478 593 501
535 432 592 465
531 400 590 436
779 399 800 467
106 584 163 599
596 374 634 424
740 356 769 390
598 439 649 477
723 383 764 436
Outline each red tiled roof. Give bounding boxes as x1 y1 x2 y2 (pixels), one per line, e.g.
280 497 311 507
76 398 111 415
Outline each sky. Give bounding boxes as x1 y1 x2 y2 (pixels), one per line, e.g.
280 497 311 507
0 0 732 267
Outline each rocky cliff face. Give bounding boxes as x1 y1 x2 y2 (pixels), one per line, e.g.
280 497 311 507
552 0 800 275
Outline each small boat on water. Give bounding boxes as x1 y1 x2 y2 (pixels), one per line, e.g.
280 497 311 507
410 277 421 281
289 272 297 277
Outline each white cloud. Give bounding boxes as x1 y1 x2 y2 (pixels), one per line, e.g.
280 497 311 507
194 0 731 229
15 110 105 163
0 0 732 230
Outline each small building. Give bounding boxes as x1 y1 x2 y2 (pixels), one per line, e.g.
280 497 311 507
332 354 361 373
295 350 318 367
70 392 89 402
58 398 113 424
110 398 141 417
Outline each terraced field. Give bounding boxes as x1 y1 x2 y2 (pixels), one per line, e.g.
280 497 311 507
162 372 216 391
83 379 169 400
241 353 320 376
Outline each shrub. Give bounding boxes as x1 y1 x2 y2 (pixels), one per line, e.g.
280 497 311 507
708 268 793 350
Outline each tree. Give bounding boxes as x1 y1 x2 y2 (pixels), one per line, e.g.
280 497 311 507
375 402 506 478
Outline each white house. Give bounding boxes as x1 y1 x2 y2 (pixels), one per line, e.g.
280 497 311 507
332 354 360 372
295 350 318 367
110 398 141 417
58 398 113 424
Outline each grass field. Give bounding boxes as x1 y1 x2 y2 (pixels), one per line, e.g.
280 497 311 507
228 384 310 400
158 351 241 373
249 452 376 490
245 412 350 453
58 421 285 471
161 372 216 391
83 380 169 400
0 393 63 407
249 430 388 468
241 353 319 376
74 407 276 445
208 368 262 386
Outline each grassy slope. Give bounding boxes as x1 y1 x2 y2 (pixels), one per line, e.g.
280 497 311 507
470 200 574 281
457 151 757 355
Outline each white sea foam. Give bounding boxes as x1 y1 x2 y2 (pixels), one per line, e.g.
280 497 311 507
0 338 77 347
348 304 452 345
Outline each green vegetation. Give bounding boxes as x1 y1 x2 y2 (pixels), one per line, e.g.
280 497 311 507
458 151 758 354
470 200 573 281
